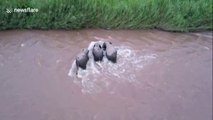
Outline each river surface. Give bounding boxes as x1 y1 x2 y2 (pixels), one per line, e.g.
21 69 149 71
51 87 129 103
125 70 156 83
0 30 212 120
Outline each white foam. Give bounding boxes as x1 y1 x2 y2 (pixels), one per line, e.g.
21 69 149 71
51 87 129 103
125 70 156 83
68 60 78 77
68 43 158 94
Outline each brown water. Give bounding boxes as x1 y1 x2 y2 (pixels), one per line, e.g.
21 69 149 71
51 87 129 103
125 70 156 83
0 29 212 120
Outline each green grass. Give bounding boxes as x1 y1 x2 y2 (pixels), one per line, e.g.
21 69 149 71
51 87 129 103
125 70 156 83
0 0 212 31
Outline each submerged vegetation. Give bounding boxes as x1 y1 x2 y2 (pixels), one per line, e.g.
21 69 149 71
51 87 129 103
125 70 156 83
0 0 212 31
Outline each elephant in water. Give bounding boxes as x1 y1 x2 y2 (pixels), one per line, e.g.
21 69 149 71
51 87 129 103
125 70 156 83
76 48 89 70
69 42 101 76
87 40 117 64
68 40 117 77
103 41 117 63
92 43 104 62
68 48 89 76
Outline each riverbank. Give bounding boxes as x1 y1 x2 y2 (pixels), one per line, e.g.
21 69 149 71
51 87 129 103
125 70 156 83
0 0 212 31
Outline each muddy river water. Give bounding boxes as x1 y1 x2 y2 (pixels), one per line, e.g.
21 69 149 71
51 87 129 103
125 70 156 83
0 30 212 120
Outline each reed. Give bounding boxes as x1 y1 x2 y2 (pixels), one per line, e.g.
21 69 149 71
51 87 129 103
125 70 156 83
0 0 212 31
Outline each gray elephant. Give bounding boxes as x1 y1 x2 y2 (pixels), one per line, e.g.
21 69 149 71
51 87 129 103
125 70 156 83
103 41 117 63
75 48 89 70
92 42 104 62
68 48 89 76
68 41 118 77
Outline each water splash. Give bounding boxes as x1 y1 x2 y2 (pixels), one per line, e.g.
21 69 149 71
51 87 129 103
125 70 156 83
68 45 157 94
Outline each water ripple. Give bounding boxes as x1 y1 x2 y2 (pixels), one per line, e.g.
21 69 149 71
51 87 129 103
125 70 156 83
68 45 157 94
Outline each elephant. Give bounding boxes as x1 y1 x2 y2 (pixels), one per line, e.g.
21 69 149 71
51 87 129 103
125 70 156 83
75 48 89 70
68 41 118 77
92 42 104 62
103 41 117 63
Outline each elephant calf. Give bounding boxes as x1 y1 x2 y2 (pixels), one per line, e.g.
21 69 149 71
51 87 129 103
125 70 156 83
103 41 117 63
75 49 89 70
92 43 104 62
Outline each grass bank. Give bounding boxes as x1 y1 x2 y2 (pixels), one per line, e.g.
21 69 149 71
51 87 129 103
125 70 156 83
0 0 212 31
